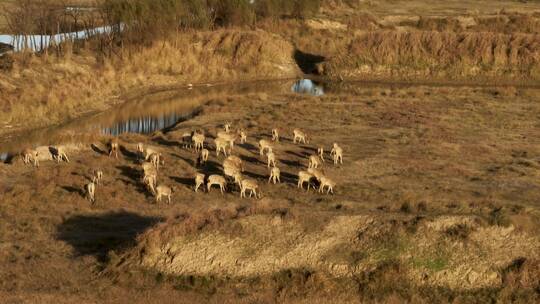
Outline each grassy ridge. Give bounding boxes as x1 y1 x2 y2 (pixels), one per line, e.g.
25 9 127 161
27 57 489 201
322 30 540 81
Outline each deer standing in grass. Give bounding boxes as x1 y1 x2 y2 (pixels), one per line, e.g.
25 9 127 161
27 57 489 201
239 129 247 144
155 185 172 204
268 166 281 184
22 149 39 167
297 171 314 191
272 128 280 142
207 175 227 194
194 173 205 192
319 176 336 194
85 182 96 203
93 170 103 185
234 173 261 199
54 146 70 163
317 147 325 162
293 129 308 144
109 140 119 158
258 139 273 156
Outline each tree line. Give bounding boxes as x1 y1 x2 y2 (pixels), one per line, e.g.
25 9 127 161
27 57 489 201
2 0 321 57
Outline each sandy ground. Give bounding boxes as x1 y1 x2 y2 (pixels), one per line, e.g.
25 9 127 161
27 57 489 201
1 85 539 303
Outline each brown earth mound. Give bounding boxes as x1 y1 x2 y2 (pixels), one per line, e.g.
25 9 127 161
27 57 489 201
120 212 539 290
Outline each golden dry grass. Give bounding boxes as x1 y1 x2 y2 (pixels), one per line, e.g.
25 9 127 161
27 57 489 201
1 86 539 302
1 1 540 138
2 3 540 301
0 30 299 135
322 30 540 81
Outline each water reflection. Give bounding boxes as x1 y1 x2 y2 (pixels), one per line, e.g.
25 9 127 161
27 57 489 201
1 78 335 161
0 153 9 162
291 79 324 96
100 111 197 136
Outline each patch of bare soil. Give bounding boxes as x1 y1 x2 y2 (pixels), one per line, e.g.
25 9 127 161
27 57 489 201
2 85 540 302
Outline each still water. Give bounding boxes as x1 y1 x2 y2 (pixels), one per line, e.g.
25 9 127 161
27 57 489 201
0 79 325 161
291 79 324 96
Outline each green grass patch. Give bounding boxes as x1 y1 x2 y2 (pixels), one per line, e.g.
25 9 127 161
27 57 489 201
371 238 409 262
411 256 448 272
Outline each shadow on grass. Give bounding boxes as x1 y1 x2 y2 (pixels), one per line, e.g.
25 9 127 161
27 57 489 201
240 154 264 165
116 165 140 181
61 185 84 196
91 143 107 155
119 145 138 159
152 136 178 147
170 176 195 189
56 211 162 264
285 150 310 158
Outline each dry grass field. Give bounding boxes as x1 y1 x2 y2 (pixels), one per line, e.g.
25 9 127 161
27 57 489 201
2 1 540 303
1 85 539 303
1 1 539 135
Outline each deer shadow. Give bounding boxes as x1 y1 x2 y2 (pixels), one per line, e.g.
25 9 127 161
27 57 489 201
61 185 84 196
116 165 140 181
243 170 266 180
152 136 178 147
281 159 303 168
91 143 107 155
279 171 298 184
285 150 310 158
170 176 194 189
240 142 258 153
301 145 317 152
240 154 264 165
197 160 223 175
119 146 138 160
48 146 60 160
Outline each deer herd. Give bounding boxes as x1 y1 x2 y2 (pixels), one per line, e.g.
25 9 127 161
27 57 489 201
20 122 344 204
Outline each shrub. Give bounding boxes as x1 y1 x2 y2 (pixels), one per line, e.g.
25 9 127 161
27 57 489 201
255 0 320 20
291 0 321 19
213 0 256 27
0 54 14 71
488 208 512 227
399 202 411 213
445 224 472 241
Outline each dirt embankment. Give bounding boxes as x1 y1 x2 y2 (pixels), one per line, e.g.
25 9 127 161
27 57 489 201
0 30 300 134
254 6 540 83
130 212 539 291
320 31 540 82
